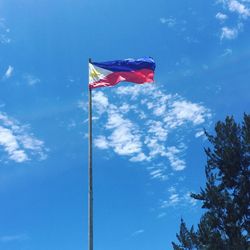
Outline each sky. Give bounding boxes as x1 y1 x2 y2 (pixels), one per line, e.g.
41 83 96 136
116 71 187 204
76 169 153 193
0 0 250 249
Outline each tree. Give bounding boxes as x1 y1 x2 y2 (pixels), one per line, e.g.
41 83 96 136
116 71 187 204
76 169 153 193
172 114 250 250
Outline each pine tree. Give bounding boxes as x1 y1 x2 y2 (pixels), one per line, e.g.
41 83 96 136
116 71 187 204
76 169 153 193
172 114 250 250
172 219 198 250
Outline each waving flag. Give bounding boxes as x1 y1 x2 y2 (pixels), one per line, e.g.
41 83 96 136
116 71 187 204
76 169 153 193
89 57 155 89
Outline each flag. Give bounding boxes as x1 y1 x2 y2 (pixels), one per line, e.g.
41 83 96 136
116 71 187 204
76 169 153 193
89 57 155 89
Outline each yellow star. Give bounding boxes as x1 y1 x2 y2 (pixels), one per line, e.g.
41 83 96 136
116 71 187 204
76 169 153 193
90 66 101 80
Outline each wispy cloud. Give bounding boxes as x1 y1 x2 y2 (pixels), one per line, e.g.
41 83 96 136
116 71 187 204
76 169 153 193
221 26 239 39
0 112 47 163
106 109 142 156
164 100 209 128
161 187 197 208
159 17 176 27
77 100 88 112
215 12 228 21
0 234 29 243
216 0 250 39
94 135 109 149
23 74 41 86
157 212 167 219
195 130 205 138
131 229 145 237
130 152 148 162
228 0 250 18
92 91 109 114
184 192 197 206
221 48 233 56
91 84 211 177
166 146 186 171
148 165 168 181
0 18 11 44
217 0 250 17
4 65 14 79
0 126 28 162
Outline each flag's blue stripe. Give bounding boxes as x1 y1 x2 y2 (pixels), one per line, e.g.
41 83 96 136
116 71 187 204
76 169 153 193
92 57 155 72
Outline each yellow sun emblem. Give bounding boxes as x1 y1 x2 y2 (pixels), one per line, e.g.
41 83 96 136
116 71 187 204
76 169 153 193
89 64 102 81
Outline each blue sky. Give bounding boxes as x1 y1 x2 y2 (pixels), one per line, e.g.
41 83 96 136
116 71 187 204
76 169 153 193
0 0 250 249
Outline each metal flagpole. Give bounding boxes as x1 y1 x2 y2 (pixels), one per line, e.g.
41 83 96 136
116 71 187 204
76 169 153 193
88 58 93 250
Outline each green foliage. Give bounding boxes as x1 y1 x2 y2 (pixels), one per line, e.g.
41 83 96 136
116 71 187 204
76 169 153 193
172 114 250 250
172 219 198 250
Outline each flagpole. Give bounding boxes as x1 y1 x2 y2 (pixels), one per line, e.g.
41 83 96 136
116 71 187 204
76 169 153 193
88 58 93 250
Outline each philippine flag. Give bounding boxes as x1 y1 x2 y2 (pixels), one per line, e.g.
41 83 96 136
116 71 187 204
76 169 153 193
89 57 155 89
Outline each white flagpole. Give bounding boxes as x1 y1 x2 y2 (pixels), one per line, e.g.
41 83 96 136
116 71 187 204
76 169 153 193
88 58 93 250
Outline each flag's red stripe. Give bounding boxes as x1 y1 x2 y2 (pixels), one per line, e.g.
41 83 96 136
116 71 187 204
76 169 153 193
89 69 154 89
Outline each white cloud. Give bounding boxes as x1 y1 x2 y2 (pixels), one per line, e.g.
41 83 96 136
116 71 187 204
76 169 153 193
161 187 197 208
216 0 250 40
148 167 168 180
160 17 168 24
119 103 133 113
0 34 11 44
195 130 205 138
91 84 211 175
221 26 238 39
228 0 250 18
24 74 40 86
115 84 149 100
168 186 176 193
108 121 142 156
0 129 28 162
160 17 176 27
18 134 45 151
77 100 88 112
161 194 180 208
94 106 142 156
221 48 233 56
166 146 186 171
157 212 166 219
105 110 125 129
184 192 197 206
0 126 28 163
169 193 180 204
216 12 228 21
147 120 168 141
131 229 144 237
145 137 167 158
94 136 109 149
0 18 11 44
217 0 250 17
0 112 47 163
92 91 109 114
165 100 209 128
130 152 148 162
4 65 14 79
